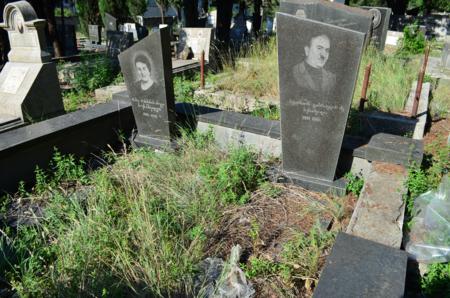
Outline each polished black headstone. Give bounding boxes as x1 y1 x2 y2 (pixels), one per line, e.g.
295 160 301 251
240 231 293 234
118 27 176 149
280 0 373 37
106 31 134 59
56 24 78 56
104 13 117 32
361 6 392 50
277 13 365 193
88 24 102 44
313 232 407 298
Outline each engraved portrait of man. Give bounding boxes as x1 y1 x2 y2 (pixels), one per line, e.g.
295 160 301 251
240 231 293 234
292 34 336 99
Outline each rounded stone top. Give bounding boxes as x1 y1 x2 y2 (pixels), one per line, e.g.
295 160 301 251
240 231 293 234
1 1 44 31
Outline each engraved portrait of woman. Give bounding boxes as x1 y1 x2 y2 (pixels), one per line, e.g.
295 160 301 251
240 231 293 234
132 52 158 95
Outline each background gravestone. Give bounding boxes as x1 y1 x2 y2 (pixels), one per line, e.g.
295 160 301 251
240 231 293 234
106 31 134 60
361 6 392 50
104 13 117 32
277 12 365 194
176 28 213 61
0 1 64 124
280 0 373 45
56 24 77 56
88 24 102 44
118 27 176 149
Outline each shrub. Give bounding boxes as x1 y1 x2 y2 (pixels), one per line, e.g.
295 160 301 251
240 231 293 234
397 24 426 56
72 55 117 92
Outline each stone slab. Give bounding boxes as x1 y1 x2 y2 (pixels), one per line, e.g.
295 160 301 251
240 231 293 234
106 31 134 60
346 162 407 248
366 133 423 165
0 99 134 194
277 13 365 182
94 84 127 101
386 30 403 46
359 110 418 138
104 13 117 32
280 171 347 196
426 56 450 80
404 81 430 140
313 232 408 298
88 24 101 44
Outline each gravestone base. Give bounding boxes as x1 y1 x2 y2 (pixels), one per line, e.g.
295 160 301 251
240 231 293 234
279 170 347 196
131 132 177 151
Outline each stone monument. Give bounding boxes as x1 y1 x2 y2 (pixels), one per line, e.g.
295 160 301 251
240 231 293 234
118 26 176 149
176 28 213 61
361 6 392 50
104 13 117 32
106 31 134 60
277 12 365 194
88 24 102 44
0 1 64 125
279 0 373 45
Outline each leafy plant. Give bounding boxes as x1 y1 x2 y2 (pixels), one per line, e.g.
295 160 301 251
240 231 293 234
345 172 364 196
199 146 266 204
421 262 450 297
242 257 279 279
397 24 426 56
72 55 117 92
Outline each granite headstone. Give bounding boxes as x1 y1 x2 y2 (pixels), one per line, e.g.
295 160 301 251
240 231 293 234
57 24 77 56
176 28 213 61
279 0 373 45
0 1 64 123
361 6 392 50
118 27 176 149
88 24 102 44
104 13 117 32
313 233 407 298
277 12 365 194
106 31 134 60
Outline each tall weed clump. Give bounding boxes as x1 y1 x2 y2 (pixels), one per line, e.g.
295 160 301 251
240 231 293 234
353 47 419 112
215 38 279 98
2 131 267 296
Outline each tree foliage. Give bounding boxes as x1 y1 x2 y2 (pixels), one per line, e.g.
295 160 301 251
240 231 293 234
75 0 100 36
126 0 148 20
98 0 128 25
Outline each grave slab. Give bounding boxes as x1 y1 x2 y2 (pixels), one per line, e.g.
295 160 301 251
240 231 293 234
313 232 408 298
277 13 365 193
88 24 101 44
118 26 176 149
403 81 430 140
346 161 407 248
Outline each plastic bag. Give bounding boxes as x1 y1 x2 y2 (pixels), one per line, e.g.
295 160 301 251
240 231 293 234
405 175 450 263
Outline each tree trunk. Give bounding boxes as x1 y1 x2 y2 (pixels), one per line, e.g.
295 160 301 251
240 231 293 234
43 0 64 57
216 0 233 46
387 0 408 15
253 0 262 37
158 4 165 24
182 0 197 27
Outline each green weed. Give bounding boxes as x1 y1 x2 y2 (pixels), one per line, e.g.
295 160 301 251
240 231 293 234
71 55 117 92
421 262 450 297
396 24 426 56
344 172 364 197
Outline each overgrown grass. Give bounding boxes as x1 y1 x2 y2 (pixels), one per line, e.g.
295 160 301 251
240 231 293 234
430 79 450 119
0 131 268 296
214 38 278 99
353 47 420 112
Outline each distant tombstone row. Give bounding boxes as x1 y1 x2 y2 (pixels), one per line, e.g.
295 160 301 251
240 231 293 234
277 1 366 194
442 41 450 69
0 1 64 125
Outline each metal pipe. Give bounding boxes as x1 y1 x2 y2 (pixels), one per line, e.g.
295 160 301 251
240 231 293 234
200 50 205 89
359 63 372 112
411 45 430 118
